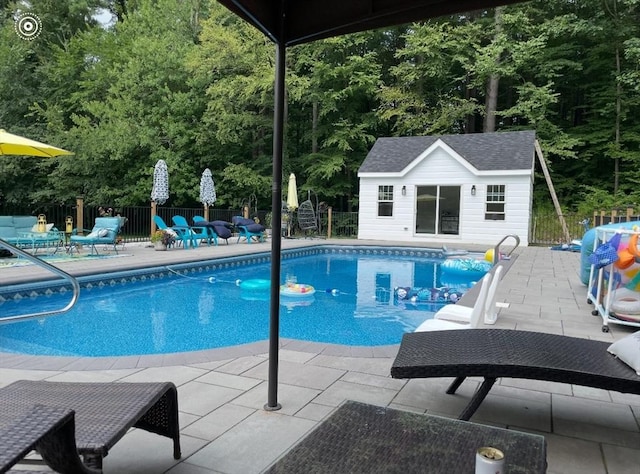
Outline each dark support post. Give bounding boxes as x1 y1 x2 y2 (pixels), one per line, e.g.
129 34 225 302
265 40 286 411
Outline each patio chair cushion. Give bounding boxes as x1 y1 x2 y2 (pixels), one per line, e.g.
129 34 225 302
0 216 37 242
608 331 640 375
87 228 109 239
86 228 109 238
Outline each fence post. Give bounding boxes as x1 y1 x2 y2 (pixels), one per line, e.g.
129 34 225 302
327 207 332 238
150 201 157 237
627 207 634 222
612 209 618 223
76 197 84 235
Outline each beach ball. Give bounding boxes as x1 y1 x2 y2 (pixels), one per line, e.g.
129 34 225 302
484 249 494 262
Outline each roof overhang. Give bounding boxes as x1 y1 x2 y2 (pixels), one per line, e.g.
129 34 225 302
217 0 528 46
358 138 533 178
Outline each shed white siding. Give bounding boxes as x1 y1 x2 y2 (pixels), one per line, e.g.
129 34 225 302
357 141 532 246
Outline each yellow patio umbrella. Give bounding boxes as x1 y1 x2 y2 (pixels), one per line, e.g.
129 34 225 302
0 129 74 157
286 173 298 210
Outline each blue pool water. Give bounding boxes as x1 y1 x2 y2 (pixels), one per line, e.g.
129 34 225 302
0 251 482 357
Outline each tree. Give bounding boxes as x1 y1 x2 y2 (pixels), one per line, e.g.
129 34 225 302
42 0 207 206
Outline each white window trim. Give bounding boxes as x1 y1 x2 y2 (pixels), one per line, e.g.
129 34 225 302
377 185 394 217
484 184 506 220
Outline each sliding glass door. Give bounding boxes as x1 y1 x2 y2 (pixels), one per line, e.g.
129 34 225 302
415 185 460 235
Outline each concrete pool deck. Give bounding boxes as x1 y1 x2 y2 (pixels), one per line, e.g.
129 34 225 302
1 238 639 473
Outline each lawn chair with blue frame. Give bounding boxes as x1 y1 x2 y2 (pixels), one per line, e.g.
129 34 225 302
232 216 266 244
68 217 122 255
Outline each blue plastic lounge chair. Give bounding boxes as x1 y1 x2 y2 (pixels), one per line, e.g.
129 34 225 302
232 216 266 244
68 217 122 255
193 216 234 245
153 215 189 248
191 215 218 245
172 215 212 247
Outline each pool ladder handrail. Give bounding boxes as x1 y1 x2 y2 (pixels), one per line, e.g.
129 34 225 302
0 238 80 324
493 235 520 264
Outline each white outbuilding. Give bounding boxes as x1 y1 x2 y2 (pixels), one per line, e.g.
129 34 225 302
357 130 536 246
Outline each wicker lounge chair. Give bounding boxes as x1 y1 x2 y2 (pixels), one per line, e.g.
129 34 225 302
1 405 98 474
391 329 640 421
0 380 181 471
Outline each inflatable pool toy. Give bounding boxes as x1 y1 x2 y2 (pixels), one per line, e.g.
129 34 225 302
580 221 640 284
484 249 494 262
394 286 465 304
441 258 492 278
615 233 638 270
280 283 316 297
627 232 640 258
239 279 271 291
609 287 640 321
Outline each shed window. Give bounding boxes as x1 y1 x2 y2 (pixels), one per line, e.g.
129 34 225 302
485 185 505 220
378 185 394 217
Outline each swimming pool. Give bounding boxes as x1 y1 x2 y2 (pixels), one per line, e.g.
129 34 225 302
0 247 483 357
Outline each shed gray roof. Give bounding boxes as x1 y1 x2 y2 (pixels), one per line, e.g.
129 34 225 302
358 130 536 174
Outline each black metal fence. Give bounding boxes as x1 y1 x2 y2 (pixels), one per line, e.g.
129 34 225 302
531 213 590 245
0 203 591 245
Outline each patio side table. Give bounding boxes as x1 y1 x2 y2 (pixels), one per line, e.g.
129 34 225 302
265 401 546 473
17 230 64 255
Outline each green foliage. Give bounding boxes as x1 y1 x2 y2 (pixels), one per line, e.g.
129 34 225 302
1 0 640 215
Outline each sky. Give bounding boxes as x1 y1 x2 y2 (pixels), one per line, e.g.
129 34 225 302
94 8 115 27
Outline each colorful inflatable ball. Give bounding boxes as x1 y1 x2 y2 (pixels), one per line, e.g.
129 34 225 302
484 249 494 262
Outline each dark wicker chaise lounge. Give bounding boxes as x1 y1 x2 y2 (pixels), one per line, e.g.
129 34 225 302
0 381 181 471
1 405 98 474
391 329 640 421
